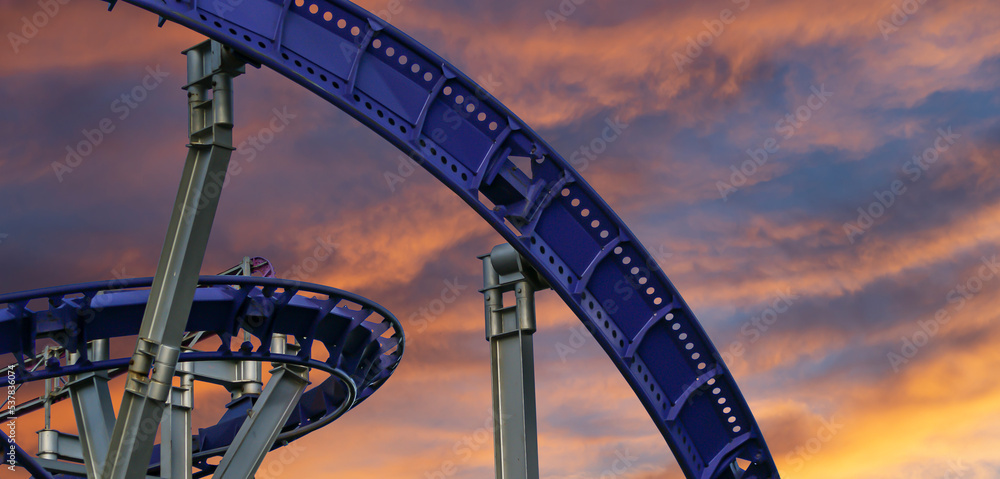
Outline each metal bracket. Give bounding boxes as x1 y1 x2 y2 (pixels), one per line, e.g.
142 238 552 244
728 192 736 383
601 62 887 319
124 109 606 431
480 243 549 479
182 40 246 147
160 374 194 479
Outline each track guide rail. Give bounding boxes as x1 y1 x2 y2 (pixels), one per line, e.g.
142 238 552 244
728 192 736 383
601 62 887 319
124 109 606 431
88 1 777 476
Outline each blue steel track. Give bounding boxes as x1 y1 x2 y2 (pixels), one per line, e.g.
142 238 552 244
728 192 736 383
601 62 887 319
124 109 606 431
0 276 404 477
6 0 781 477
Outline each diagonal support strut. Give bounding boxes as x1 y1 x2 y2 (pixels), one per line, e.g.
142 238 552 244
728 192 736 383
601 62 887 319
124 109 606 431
101 40 246 479
213 365 309 479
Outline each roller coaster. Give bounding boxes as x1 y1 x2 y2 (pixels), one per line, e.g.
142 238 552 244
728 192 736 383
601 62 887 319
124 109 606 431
1 1 781 478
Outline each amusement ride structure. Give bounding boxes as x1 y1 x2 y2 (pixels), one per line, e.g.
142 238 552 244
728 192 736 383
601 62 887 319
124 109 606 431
0 1 781 478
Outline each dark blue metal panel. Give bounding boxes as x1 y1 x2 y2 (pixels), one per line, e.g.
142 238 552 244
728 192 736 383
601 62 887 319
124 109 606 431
0 276 404 476
86 1 776 477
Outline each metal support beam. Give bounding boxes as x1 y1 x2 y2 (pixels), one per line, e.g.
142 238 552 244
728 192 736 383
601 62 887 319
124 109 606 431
176 357 262 400
481 244 549 479
68 339 116 478
32 457 159 479
102 40 245 479
160 374 193 479
36 429 83 463
213 365 309 479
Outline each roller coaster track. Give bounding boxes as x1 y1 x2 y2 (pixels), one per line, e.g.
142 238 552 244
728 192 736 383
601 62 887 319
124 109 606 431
1 258 276 424
0 276 404 477
8 0 781 476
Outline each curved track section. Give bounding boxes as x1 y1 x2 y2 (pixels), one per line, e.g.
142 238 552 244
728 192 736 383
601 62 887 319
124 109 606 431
0 276 404 477
91 2 777 477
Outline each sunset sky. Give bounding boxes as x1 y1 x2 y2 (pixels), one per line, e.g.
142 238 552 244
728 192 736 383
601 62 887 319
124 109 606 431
2 0 1000 478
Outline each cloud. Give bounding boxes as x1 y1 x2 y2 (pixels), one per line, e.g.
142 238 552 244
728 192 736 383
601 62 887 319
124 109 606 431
4 1 1000 478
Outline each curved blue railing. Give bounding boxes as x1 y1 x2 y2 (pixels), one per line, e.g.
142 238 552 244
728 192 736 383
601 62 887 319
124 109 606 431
0 275 404 477
24 1 780 476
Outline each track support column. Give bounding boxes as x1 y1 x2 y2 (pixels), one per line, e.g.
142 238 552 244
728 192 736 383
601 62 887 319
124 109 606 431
159 373 193 479
67 339 116 479
102 40 246 479
213 365 309 479
481 244 549 479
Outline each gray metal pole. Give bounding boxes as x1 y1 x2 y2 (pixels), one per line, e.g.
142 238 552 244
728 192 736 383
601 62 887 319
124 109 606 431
213 365 309 479
160 373 193 479
68 339 116 479
102 40 245 479
481 244 547 479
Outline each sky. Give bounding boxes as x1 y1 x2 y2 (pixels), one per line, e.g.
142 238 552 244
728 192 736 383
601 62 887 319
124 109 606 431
1 0 999 478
